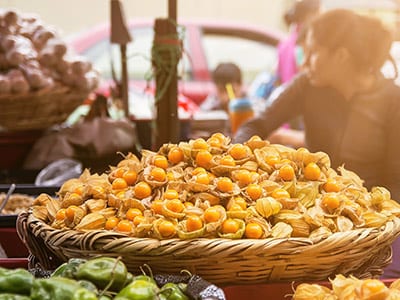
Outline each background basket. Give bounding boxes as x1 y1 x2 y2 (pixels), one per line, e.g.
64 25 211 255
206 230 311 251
17 211 400 286
0 86 88 131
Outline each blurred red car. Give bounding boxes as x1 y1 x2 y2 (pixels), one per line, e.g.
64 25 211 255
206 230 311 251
68 18 284 106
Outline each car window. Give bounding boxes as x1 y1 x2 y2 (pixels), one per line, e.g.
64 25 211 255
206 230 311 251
201 34 277 84
81 26 193 81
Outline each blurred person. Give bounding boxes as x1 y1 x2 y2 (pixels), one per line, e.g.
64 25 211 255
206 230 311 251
234 9 400 277
277 0 321 85
200 62 244 113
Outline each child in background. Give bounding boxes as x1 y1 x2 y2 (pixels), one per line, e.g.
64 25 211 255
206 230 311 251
200 62 244 113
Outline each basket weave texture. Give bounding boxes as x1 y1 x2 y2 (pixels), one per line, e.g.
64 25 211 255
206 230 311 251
0 86 88 131
17 211 400 286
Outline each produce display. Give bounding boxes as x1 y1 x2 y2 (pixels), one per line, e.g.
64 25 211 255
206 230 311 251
293 275 400 300
0 256 224 299
31 133 400 240
0 9 99 94
0 193 33 215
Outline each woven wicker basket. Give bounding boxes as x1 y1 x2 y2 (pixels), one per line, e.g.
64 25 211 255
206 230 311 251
17 211 400 286
0 86 88 131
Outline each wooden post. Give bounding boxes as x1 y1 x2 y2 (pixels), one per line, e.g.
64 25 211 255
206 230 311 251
152 17 180 149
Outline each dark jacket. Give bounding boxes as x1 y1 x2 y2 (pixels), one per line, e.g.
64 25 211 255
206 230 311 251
234 72 400 201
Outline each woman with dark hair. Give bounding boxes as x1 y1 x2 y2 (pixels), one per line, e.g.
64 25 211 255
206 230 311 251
234 9 400 277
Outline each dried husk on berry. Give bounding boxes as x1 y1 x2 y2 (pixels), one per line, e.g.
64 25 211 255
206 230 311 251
217 218 245 239
177 218 206 239
270 221 292 238
293 283 334 300
255 197 282 218
75 212 106 230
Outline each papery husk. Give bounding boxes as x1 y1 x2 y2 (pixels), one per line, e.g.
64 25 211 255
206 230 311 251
239 160 259 172
386 289 400 300
135 210 155 238
275 196 299 210
370 186 392 206
51 218 67 229
244 216 272 238
338 165 365 189
217 218 245 239
330 274 359 300
322 217 337 232
226 143 253 165
152 217 178 239
289 148 331 172
46 197 61 223
389 278 400 290
362 211 388 228
188 192 220 206
259 180 282 194
226 207 248 219
32 206 49 222
274 209 303 223
336 215 354 232
184 205 204 216
98 207 117 219
270 222 293 238
58 178 82 197
210 158 238 177
203 205 227 234
60 192 84 208
107 193 122 208
287 218 310 237
344 186 370 208
295 181 320 208
309 226 332 243
293 283 334 300
120 198 146 213
185 180 211 193
244 135 269 150
143 166 168 187
358 280 389 300
33 193 54 207
340 205 364 227
64 206 87 228
177 219 206 239
161 200 186 220
210 181 241 199
83 182 109 200
75 212 106 230
303 205 325 228
380 200 400 217
84 199 107 212
140 149 159 165
116 152 141 169
253 147 279 173
255 197 282 218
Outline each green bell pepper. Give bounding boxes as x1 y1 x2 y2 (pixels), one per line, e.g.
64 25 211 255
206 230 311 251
0 294 31 300
0 268 34 295
75 257 128 292
52 258 87 279
114 279 160 300
71 288 98 300
31 277 85 300
160 283 189 300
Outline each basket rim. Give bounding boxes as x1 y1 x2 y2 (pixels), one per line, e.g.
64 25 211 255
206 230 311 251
20 211 400 252
17 211 400 284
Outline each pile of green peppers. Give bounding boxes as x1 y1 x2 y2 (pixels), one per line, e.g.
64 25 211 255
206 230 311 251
0 257 189 300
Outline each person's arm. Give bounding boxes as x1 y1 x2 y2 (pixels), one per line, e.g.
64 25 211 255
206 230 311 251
268 127 305 148
234 73 307 143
